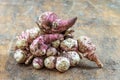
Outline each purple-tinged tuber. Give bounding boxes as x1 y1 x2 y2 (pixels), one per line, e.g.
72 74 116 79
16 27 40 49
37 12 77 34
44 56 56 69
56 56 70 72
30 33 64 56
32 57 44 69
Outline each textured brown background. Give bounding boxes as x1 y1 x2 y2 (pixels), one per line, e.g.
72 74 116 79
0 0 120 80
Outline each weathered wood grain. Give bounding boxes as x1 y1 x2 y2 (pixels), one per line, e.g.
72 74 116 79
0 0 120 80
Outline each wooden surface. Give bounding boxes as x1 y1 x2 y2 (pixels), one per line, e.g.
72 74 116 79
0 0 120 80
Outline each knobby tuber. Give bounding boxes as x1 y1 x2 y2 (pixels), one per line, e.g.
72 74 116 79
60 38 78 51
37 12 77 34
13 11 103 73
77 36 103 67
30 33 64 57
46 47 57 56
44 56 56 69
16 27 40 49
56 56 70 72
64 51 81 66
32 57 44 69
14 49 27 63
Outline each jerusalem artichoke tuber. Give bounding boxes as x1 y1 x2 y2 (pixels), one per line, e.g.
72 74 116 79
30 33 64 56
77 36 103 67
60 38 78 51
14 49 27 63
37 12 77 34
32 57 44 69
16 27 40 49
46 47 57 56
44 56 56 69
64 51 81 66
56 56 70 72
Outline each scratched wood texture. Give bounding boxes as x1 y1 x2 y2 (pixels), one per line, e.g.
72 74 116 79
0 0 120 80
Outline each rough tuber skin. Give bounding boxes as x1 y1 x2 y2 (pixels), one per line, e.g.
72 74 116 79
60 38 78 51
77 36 103 68
64 51 81 66
44 56 56 69
14 49 27 63
56 56 70 72
46 47 57 56
16 27 40 49
37 12 77 34
32 57 44 69
30 33 64 57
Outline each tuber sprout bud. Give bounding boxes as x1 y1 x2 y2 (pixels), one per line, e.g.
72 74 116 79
14 49 26 63
56 57 70 72
52 40 60 48
44 56 56 69
46 47 57 56
32 57 44 69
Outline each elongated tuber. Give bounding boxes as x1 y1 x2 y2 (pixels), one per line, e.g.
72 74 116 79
56 56 70 72
30 33 64 56
37 12 77 34
78 36 103 67
44 56 56 69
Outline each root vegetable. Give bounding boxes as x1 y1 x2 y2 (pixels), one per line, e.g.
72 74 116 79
60 38 78 51
37 12 77 34
16 27 40 49
77 36 103 68
16 39 28 49
56 56 70 72
46 47 57 56
13 12 103 71
14 49 27 63
44 56 56 69
30 33 64 56
64 51 80 66
32 57 44 69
